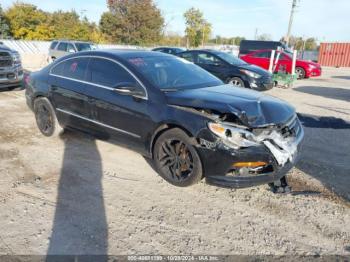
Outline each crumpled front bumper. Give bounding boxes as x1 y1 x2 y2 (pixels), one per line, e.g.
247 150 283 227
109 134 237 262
205 154 300 188
198 123 304 188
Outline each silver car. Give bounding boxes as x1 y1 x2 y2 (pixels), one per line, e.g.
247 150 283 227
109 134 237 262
48 40 97 62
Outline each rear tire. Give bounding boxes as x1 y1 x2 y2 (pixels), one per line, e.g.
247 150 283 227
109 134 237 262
33 97 63 137
295 67 306 79
227 77 245 87
153 128 203 187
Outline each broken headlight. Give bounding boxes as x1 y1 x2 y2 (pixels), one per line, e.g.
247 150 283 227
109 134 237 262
208 122 259 149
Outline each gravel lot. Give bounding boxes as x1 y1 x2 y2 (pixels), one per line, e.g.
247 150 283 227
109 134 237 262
0 66 349 256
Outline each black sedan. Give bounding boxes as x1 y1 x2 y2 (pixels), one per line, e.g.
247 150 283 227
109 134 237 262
25 50 303 188
177 49 273 91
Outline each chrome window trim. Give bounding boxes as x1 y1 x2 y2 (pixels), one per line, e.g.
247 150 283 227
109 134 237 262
49 55 148 100
56 108 141 138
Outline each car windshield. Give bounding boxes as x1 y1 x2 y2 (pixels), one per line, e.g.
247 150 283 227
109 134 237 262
128 56 222 90
216 52 247 65
75 43 96 51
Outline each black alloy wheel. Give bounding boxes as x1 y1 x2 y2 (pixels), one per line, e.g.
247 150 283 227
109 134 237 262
34 97 62 137
153 128 203 187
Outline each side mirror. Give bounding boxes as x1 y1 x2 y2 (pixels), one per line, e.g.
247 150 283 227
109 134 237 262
68 48 76 53
113 82 145 97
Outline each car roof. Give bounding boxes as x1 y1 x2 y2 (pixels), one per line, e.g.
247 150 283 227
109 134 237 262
248 49 288 53
153 46 183 49
180 49 222 55
55 40 94 44
67 49 171 59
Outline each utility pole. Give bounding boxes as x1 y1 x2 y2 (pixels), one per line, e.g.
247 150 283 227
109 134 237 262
254 28 258 40
301 36 306 59
285 0 298 46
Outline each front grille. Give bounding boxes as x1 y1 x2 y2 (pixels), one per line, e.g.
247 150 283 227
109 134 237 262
280 116 301 138
0 52 13 67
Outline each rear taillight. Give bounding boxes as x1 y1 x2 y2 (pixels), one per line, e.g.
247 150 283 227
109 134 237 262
24 74 30 85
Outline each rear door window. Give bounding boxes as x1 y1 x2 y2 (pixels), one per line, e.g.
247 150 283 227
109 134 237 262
197 53 222 65
88 58 137 88
51 57 90 81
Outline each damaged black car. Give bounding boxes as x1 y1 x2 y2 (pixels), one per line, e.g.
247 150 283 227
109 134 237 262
25 50 304 188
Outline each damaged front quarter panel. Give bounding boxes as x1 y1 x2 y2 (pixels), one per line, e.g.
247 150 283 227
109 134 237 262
170 104 304 169
196 108 303 168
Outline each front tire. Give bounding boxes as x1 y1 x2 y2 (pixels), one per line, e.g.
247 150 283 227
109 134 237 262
33 97 63 137
295 67 306 79
153 128 203 187
227 77 245 87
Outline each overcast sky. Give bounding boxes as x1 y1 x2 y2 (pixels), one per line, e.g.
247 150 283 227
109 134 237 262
2 0 349 42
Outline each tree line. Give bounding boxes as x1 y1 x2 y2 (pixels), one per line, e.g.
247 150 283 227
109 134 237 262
0 1 317 50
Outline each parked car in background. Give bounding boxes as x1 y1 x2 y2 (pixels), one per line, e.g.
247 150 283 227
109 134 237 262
152 47 186 55
25 50 303 188
0 43 23 90
239 40 291 56
177 49 273 91
48 40 97 62
240 49 322 79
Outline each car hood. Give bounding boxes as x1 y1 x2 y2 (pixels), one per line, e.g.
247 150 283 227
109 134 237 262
165 84 295 127
236 63 271 76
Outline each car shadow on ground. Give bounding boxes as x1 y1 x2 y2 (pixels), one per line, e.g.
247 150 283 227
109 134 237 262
332 75 350 80
294 86 350 102
296 113 350 201
47 130 108 260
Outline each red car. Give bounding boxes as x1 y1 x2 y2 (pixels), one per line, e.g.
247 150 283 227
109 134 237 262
240 49 322 79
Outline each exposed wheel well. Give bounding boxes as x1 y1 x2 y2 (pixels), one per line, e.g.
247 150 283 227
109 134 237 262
150 124 194 158
31 94 45 108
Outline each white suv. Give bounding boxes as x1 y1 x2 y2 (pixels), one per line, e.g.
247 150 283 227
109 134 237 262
48 40 97 62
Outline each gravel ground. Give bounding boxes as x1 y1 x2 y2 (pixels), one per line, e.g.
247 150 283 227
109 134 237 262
0 67 349 256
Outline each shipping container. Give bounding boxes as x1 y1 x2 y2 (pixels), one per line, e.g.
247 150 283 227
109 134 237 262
318 42 350 67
